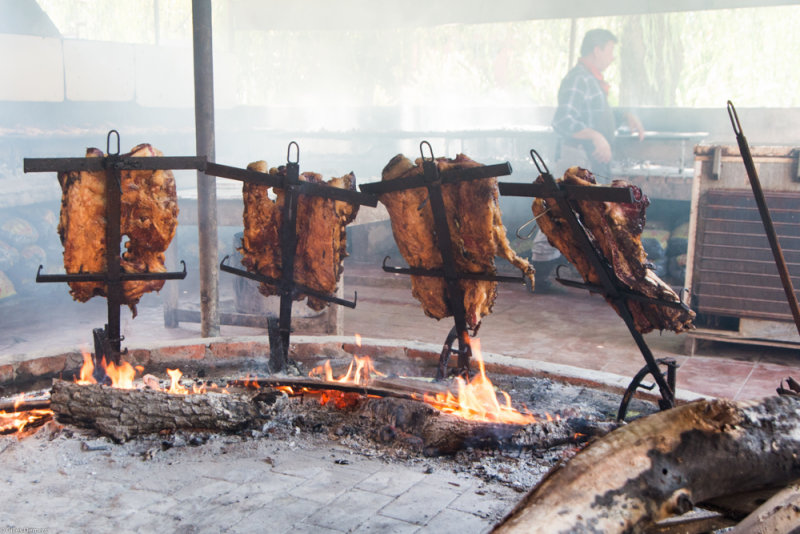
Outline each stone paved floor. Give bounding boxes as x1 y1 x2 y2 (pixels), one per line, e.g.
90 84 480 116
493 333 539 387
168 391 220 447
1 423 522 534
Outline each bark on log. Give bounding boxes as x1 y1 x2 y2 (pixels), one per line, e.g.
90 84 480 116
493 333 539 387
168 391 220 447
50 380 260 442
729 482 800 534
358 397 616 456
492 396 800 534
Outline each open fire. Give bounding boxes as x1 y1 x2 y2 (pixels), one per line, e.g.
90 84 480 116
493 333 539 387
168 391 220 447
2 334 539 437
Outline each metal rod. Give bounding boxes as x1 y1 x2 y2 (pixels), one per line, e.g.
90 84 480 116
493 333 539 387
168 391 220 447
554 275 690 311
727 101 800 336
192 0 219 337
278 159 301 363
205 162 378 207
219 257 356 308
103 147 123 365
360 162 512 195
498 182 635 203
419 146 471 378
381 256 524 283
36 262 187 283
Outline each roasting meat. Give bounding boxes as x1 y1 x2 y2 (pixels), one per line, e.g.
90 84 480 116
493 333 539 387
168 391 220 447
532 166 694 333
380 153 535 329
239 161 358 310
57 144 179 316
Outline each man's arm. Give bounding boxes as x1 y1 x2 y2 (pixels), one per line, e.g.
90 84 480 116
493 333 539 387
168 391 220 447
552 76 612 163
572 128 612 163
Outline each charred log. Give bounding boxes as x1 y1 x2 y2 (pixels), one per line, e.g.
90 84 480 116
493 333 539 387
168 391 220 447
492 396 800 533
50 380 261 442
357 397 616 456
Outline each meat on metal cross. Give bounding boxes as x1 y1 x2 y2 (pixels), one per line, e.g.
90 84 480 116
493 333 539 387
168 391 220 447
206 142 378 373
360 141 523 381
24 130 203 380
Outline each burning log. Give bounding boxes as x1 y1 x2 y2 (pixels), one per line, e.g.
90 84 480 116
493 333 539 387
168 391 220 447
492 396 800 533
357 397 616 456
50 380 261 442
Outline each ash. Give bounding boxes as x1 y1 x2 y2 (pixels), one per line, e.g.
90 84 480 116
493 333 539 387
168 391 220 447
1 372 658 532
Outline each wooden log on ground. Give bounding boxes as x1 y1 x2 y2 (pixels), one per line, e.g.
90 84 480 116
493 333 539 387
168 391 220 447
492 396 800 533
358 397 617 456
729 482 800 534
50 380 261 442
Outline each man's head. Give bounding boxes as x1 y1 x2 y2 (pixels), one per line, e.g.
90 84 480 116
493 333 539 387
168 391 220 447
580 29 618 72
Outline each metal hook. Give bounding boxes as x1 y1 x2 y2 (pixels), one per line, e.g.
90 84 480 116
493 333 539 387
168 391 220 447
529 149 550 175
419 140 434 162
287 141 299 165
727 101 742 137
107 130 120 156
515 217 539 240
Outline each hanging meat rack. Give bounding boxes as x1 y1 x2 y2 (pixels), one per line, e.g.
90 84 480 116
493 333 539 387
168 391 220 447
205 142 378 372
23 131 204 380
499 150 693 419
360 141 527 381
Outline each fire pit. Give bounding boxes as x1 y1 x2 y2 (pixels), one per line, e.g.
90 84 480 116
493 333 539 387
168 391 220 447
1 335 662 532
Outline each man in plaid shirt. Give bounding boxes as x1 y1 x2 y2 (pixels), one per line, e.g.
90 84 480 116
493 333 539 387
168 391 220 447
551 28 643 181
532 29 643 290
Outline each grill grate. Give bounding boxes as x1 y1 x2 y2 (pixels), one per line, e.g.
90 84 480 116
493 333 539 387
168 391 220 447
695 189 800 321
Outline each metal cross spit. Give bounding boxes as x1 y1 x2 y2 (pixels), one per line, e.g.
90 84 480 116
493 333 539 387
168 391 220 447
360 141 527 381
499 149 694 419
23 131 203 379
206 142 378 372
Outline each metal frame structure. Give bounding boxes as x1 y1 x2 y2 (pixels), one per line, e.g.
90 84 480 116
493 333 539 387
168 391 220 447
23 130 204 378
360 141 525 380
499 149 694 416
205 142 378 372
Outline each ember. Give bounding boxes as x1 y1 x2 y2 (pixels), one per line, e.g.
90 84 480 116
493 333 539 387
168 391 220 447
0 395 53 434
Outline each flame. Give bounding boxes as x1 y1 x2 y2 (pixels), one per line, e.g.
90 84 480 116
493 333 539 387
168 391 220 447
1 394 53 435
310 355 385 386
76 352 97 385
73 351 209 396
166 369 188 394
421 339 537 425
0 409 53 434
104 360 136 389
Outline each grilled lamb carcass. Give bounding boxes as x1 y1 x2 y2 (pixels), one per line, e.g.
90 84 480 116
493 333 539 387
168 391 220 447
379 153 535 329
57 144 179 317
532 166 694 334
238 161 358 310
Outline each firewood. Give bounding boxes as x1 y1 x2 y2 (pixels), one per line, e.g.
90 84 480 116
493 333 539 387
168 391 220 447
357 397 616 456
50 380 261 442
728 482 800 533
492 396 800 533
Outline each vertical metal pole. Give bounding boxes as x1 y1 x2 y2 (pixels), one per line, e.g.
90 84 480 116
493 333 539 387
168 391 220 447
105 160 123 365
192 0 220 337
